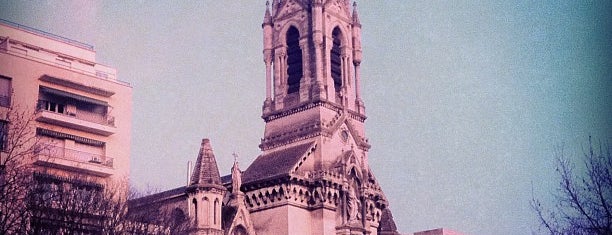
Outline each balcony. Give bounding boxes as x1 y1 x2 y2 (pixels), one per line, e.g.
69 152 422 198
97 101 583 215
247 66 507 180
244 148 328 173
34 145 114 177
35 100 116 136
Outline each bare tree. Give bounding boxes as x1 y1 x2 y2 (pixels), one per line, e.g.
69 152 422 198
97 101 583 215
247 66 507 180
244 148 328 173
125 185 191 235
0 105 40 234
532 137 612 235
0 104 185 234
26 175 190 235
0 104 174 234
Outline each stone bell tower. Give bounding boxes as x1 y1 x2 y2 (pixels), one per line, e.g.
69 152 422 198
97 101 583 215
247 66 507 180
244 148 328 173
260 0 369 162
240 1 398 235
262 0 365 116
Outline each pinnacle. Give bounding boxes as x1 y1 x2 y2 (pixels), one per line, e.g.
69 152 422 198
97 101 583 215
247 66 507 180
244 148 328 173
263 1 273 26
352 1 361 26
190 138 222 186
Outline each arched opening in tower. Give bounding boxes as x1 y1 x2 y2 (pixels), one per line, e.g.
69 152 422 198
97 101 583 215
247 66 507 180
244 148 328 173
331 27 343 93
286 26 302 94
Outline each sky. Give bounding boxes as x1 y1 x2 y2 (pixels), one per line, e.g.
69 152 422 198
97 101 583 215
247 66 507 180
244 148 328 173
1 1 611 234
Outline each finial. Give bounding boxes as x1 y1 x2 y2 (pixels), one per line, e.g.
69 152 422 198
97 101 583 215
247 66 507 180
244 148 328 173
232 152 239 163
266 0 269 7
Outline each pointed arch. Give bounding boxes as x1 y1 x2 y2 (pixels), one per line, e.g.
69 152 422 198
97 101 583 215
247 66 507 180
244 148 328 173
331 27 343 92
203 197 210 225
286 26 303 94
231 225 248 235
192 198 198 225
214 198 219 225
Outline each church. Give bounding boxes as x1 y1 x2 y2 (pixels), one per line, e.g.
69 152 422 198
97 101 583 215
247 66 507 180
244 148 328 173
129 1 400 234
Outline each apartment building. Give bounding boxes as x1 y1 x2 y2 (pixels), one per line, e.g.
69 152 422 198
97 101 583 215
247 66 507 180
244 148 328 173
0 19 132 187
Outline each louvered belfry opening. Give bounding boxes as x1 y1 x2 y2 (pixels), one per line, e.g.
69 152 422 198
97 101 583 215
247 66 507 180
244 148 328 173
331 27 342 92
286 26 302 94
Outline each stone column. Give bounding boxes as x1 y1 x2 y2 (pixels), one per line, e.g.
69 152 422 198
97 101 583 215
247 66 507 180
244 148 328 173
311 0 326 100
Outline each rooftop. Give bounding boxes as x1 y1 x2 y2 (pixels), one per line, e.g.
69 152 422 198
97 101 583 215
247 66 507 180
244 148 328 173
0 18 93 51
0 19 125 83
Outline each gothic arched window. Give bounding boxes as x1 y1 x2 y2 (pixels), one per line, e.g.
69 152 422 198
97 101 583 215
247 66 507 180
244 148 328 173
192 199 198 224
203 197 210 225
286 26 302 94
331 27 343 92
214 199 219 225
232 226 248 235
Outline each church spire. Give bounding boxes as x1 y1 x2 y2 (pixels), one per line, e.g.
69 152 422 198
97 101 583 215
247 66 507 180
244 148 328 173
190 138 222 186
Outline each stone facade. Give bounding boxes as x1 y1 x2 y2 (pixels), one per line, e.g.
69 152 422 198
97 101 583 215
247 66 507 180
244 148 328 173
130 1 400 235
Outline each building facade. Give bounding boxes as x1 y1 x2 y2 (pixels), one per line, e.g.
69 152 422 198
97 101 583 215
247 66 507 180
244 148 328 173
130 1 400 235
0 19 132 232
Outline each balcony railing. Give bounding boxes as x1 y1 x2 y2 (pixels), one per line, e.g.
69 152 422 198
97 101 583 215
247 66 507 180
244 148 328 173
37 145 113 168
36 100 115 126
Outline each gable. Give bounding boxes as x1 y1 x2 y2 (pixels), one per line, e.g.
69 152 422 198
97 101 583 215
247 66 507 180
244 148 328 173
324 0 351 18
274 0 307 20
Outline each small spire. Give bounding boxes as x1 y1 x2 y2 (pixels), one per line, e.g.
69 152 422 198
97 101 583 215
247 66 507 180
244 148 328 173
263 1 272 26
352 1 361 27
190 138 222 186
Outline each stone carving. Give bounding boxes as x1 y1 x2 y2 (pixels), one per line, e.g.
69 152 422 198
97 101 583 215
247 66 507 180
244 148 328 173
346 183 361 223
232 153 242 194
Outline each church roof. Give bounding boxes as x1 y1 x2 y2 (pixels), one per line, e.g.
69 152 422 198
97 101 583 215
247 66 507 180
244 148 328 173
128 186 186 208
378 208 400 234
242 141 315 184
190 138 222 186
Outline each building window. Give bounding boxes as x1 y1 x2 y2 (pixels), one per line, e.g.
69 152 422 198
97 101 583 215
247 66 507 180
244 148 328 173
0 76 11 107
331 27 343 93
232 226 248 235
214 199 219 225
203 197 210 225
36 128 111 167
192 198 198 224
0 121 6 151
37 86 113 126
286 26 302 94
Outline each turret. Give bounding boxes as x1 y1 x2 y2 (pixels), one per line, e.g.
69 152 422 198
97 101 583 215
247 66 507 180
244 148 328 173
187 139 225 235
